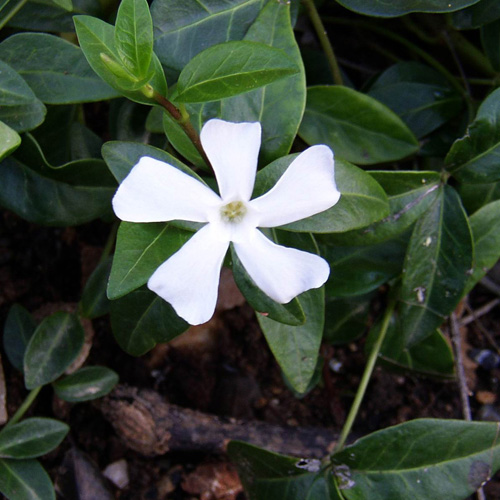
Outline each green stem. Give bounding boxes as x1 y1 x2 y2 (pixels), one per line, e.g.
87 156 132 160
325 18 467 99
301 0 343 85
4 387 42 429
0 0 29 30
152 91 212 170
99 221 118 264
335 298 396 451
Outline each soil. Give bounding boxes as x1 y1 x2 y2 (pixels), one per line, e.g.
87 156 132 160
2 208 500 499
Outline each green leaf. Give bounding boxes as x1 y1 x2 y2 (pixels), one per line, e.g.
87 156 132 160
219 0 306 164
114 0 153 78
51 0 73 10
299 86 419 165
110 288 188 355
23 312 85 389
254 155 389 233
228 441 343 500
452 0 500 29
459 180 500 214
327 171 441 246
2 304 37 372
102 139 202 183
175 41 299 103
320 234 408 297
151 0 265 81
0 458 55 500
108 222 193 300
336 0 480 17
0 418 69 459
0 156 114 226
0 121 20 161
481 20 500 72
0 92 46 133
465 200 500 294
368 62 463 139
231 246 305 326
399 186 473 346
80 257 112 318
257 232 324 394
333 419 500 500
366 313 455 379
74 15 167 105
52 366 118 402
324 295 372 345
446 87 500 183
0 33 119 104
0 60 38 106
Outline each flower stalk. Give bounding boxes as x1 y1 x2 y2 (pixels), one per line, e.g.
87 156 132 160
3 386 42 429
334 297 396 451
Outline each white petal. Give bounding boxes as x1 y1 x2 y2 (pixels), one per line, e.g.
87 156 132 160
113 156 221 223
250 145 341 228
148 224 229 325
200 119 261 202
233 229 330 303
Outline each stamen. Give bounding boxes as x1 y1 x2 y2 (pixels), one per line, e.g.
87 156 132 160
220 200 247 222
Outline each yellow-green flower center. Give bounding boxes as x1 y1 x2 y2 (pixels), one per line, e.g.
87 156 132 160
220 200 247 223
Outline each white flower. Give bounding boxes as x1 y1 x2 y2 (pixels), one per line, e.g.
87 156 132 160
112 119 341 325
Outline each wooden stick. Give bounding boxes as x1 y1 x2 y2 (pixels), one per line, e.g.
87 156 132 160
97 385 339 459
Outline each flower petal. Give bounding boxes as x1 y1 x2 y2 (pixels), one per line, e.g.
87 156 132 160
250 145 340 227
148 224 229 325
113 156 221 223
233 229 330 303
200 119 261 202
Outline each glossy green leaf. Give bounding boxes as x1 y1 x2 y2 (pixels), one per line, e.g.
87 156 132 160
0 33 119 104
24 312 85 389
321 234 408 297
219 0 306 164
151 0 265 81
2 304 37 372
0 95 46 133
324 295 372 345
452 0 500 29
51 0 73 10
446 87 500 183
299 86 419 165
327 171 441 246
0 156 114 226
459 180 500 214
110 288 188 355
114 0 153 78
74 15 167 105
0 418 69 459
0 60 37 106
0 121 20 160
336 0 480 17
108 222 193 300
231 246 305 326
481 20 500 72
366 314 455 379
465 200 500 294
80 257 112 318
102 139 201 183
53 366 118 402
368 62 462 139
175 41 299 103
257 233 324 394
228 441 343 500
0 459 55 500
254 155 389 233
333 419 500 500
399 186 473 346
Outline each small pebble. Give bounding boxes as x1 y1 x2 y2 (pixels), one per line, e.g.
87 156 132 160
103 459 129 489
469 349 500 370
476 390 497 405
477 404 500 422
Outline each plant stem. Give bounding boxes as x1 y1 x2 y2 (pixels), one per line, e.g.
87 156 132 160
301 0 343 85
334 298 396 451
99 220 119 264
152 91 212 169
0 0 29 30
4 387 42 429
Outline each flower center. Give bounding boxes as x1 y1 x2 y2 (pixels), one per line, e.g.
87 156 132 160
220 200 247 223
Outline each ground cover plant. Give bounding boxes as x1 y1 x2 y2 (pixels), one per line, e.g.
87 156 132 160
2 0 500 498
